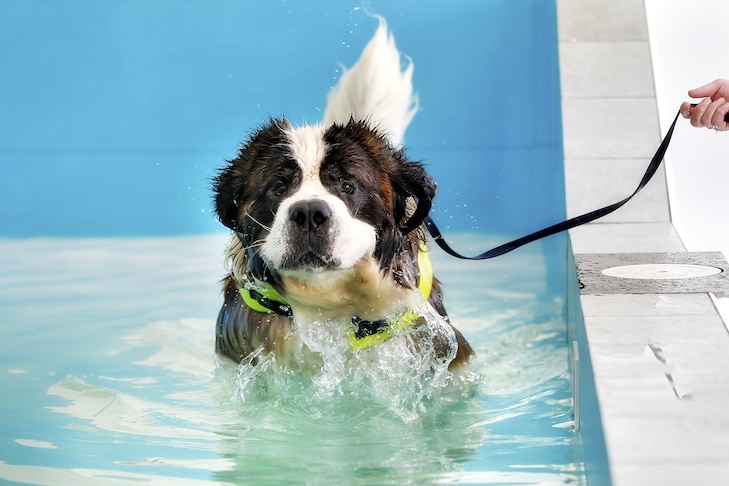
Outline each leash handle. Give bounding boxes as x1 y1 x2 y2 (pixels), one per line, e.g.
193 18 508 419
425 108 686 260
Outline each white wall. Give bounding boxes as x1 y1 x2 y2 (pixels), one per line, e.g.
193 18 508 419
645 0 729 259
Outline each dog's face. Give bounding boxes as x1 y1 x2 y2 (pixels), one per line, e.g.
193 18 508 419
213 118 435 308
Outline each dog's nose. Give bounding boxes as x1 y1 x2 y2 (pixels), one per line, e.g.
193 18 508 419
289 200 331 232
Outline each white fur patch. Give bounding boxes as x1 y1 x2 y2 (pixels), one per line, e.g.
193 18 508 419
259 125 377 270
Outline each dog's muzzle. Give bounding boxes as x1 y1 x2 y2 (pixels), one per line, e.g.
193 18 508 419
289 199 331 235
282 199 337 269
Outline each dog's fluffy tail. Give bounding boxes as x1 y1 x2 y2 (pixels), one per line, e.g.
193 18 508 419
323 18 418 147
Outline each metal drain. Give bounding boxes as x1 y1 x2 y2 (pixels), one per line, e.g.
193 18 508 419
601 263 722 280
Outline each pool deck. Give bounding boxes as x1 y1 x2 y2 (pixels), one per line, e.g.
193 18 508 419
558 1 729 485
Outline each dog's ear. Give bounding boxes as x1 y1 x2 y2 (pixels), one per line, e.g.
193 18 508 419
212 164 242 231
395 162 437 235
377 159 436 276
213 118 292 231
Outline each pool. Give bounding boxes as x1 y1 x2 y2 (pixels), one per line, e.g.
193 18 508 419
0 234 582 484
0 1 595 484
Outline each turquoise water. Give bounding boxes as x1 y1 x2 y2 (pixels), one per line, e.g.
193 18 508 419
0 1 579 483
0 233 582 484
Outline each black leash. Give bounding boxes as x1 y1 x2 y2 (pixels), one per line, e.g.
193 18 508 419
424 107 713 260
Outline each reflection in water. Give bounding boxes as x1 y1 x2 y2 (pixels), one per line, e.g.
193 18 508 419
0 236 583 484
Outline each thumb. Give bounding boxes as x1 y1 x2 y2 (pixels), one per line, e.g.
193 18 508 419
688 79 723 99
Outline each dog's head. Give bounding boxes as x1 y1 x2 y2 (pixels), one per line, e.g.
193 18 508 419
213 118 435 295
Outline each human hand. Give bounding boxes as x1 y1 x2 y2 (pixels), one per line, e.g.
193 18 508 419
680 79 729 131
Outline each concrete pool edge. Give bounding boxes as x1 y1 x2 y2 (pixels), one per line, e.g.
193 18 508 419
559 0 729 484
568 225 729 486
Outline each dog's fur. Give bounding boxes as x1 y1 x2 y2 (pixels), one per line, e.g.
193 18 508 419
213 20 473 370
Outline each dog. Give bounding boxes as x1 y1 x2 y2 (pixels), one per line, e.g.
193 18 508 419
212 20 473 372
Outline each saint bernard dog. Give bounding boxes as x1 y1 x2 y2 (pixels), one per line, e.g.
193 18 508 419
213 20 473 371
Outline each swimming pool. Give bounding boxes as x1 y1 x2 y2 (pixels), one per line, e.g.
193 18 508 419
0 1 593 484
0 234 582 484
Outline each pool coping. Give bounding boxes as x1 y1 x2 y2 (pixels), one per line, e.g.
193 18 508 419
558 1 729 485
568 226 729 486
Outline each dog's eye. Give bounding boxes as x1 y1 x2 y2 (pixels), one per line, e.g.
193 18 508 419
341 181 355 194
271 182 287 197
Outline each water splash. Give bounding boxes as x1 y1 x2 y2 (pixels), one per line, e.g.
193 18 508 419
222 306 477 422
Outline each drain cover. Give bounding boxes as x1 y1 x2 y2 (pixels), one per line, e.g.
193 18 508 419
601 263 722 280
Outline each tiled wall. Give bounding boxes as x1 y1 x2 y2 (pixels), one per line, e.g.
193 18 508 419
558 0 670 223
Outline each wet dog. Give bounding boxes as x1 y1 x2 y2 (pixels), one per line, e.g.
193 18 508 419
213 21 473 371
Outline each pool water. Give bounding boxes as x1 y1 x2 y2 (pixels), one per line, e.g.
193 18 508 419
0 233 583 484
0 0 577 483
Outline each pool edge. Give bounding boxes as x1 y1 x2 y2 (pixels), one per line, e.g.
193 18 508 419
558 0 729 484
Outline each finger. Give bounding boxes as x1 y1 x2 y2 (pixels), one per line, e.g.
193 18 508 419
688 79 723 100
714 101 729 130
680 101 693 119
691 97 711 127
700 97 725 128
